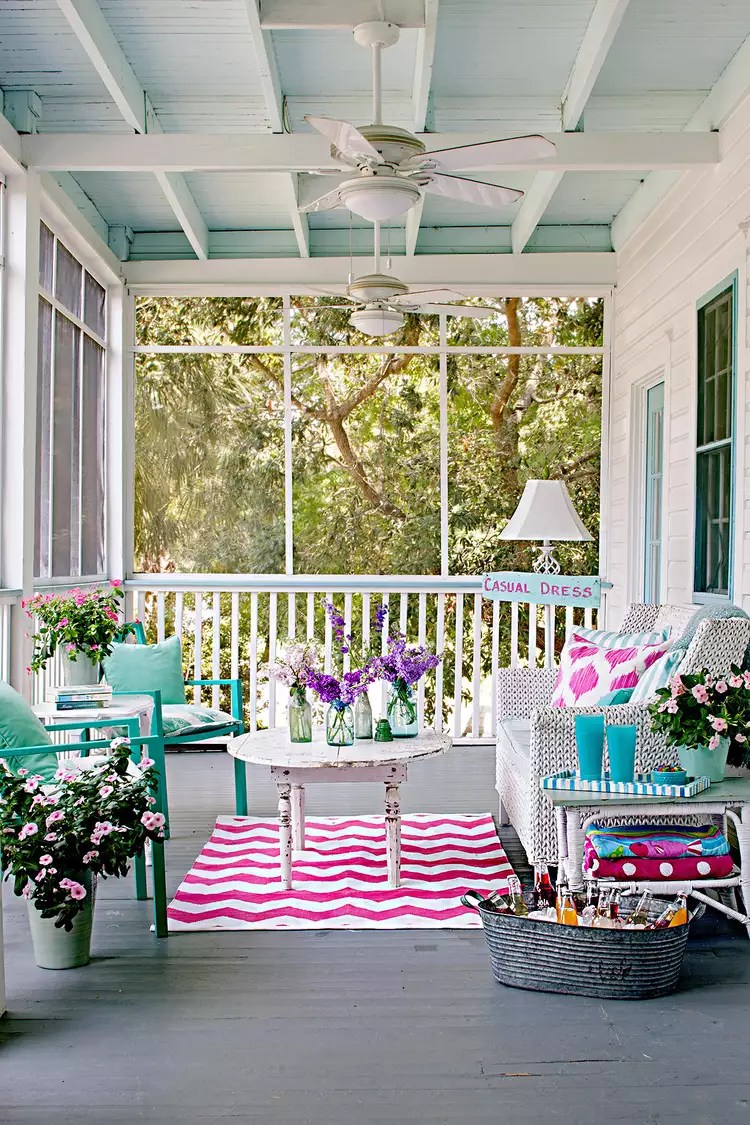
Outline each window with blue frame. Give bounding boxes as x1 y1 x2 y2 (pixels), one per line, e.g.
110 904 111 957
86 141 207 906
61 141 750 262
644 381 664 603
694 283 734 597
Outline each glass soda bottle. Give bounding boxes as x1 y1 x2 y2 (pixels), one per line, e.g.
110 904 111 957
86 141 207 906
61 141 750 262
592 888 615 928
506 874 529 916
483 890 512 914
559 889 579 926
580 883 597 927
532 864 557 910
623 888 653 929
650 893 688 929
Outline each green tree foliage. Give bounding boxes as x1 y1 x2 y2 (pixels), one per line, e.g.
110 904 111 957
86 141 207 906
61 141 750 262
135 295 602 578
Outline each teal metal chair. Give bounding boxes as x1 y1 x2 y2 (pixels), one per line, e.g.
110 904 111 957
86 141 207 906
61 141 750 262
4 722 168 937
113 622 246 815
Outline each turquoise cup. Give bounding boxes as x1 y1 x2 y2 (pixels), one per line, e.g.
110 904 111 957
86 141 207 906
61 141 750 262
575 714 605 781
607 724 637 783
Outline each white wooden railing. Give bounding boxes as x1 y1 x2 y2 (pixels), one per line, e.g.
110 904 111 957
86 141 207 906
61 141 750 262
125 575 601 745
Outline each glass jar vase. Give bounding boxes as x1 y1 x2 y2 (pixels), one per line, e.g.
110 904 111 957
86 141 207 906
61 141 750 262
326 701 354 747
354 693 373 739
288 687 312 743
387 678 418 737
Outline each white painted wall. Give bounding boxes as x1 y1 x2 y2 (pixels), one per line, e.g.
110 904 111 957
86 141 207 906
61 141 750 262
605 88 750 624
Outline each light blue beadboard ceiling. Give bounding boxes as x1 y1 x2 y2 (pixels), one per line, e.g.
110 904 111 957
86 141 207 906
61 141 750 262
0 0 749 260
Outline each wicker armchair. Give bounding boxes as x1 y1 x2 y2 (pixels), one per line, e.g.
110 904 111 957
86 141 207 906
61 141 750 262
495 604 750 871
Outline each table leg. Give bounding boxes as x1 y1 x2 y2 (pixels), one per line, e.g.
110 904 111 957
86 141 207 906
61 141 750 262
385 782 401 888
737 806 750 939
278 782 293 890
292 784 305 850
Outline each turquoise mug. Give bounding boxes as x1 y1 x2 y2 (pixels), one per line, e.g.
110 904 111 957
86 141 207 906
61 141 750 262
575 714 605 781
607 724 637 783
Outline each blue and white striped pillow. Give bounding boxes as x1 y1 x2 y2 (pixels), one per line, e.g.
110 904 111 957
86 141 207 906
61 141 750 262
630 648 686 702
573 626 668 650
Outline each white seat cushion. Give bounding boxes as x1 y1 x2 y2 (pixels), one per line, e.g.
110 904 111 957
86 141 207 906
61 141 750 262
160 704 238 737
497 718 531 783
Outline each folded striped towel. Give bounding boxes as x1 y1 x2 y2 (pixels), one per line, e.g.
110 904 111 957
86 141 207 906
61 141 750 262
586 823 729 860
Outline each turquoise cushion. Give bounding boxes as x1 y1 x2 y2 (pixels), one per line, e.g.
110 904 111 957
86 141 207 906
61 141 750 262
102 635 187 705
630 648 686 702
0 680 59 782
596 688 635 705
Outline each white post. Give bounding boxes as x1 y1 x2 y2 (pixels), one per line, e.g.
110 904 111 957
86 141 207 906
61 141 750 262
107 282 133 581
2 171 40 693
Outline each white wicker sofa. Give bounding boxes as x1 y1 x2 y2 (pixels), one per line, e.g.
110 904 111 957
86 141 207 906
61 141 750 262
495 603 750 872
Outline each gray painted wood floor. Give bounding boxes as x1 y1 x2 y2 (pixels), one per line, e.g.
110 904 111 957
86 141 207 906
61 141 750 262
3 745 750 1125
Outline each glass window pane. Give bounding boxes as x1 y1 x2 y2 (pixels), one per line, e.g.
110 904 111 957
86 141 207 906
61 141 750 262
446 295 604 348
84 272 106 338
135 295 283 346
54 242 82 317
34 298 54 578
134 352 285 572
292 351 440 574
81 337 106 575
51 315 81 577
39 223 54 292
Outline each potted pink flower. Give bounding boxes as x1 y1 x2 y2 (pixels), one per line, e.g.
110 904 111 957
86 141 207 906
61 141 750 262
0 739 162 969
648 665 750 781
24 581 134 685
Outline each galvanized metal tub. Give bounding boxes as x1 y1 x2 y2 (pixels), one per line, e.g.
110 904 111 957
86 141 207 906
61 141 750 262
462 891 690 1000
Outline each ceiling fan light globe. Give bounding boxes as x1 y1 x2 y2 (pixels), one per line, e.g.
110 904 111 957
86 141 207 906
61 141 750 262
350 308 405 336
338 177 421 221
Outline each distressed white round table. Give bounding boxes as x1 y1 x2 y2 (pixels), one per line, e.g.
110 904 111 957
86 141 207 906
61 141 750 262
227 727 452 889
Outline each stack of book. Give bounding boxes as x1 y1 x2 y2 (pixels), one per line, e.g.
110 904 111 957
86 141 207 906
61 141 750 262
47 684 113 711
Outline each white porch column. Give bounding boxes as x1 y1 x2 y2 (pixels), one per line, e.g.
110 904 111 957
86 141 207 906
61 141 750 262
106 282 133 580
2 170 40 694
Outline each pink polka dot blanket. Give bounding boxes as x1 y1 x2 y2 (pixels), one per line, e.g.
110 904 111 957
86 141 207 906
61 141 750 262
585 823 729 859
583 837 734 881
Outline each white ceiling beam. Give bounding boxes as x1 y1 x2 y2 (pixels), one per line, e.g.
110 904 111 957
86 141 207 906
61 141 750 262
511 0 631 254
122 252 616 292
23 131 720 174
55 0 208 260
0 111 23 175
406 0 439 255
612 31 750 251
40 172 122 283
259 0 426 29
242 0 309 257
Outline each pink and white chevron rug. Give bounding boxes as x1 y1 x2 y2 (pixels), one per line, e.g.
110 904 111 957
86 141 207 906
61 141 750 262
167 812 513 930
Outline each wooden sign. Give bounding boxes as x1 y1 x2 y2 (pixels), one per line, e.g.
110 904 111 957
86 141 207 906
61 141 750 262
482 571 602 609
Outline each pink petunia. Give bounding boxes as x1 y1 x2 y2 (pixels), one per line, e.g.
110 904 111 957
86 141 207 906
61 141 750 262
730 674 743 688
99 786 114 799
666 700 679 714
82 850 99 864
140 757 155 769
736 733 747 743
709 734 720 750
110 579 122 587
39 854 54 866
68 882 87 901
18 823 39 840
44 832 57 842
692 684 710 704
716 681 728 694
710 716 728 733
46 810 64 827
34 869 46 882
23 779 39 793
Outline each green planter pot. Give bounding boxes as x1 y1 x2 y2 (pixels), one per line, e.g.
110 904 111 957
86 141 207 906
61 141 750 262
27 872 95 970
676 737 730 783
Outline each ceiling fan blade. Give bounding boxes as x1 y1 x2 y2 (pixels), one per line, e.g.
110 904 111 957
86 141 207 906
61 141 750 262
415 304 495 319
304 115 381 164
298 185 345 214
406 135 556 172
391 288 469 305
424 173 523 209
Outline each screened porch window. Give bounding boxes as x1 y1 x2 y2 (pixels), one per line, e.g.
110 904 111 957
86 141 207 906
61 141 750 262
644 381 664 603
694 284 734 597
34 223 107 580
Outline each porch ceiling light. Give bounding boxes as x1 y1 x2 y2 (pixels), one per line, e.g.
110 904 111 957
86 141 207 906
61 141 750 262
500 480 592 574
338 176 421 221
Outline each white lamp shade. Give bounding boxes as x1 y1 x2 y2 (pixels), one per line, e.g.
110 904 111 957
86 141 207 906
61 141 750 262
500 480 593 542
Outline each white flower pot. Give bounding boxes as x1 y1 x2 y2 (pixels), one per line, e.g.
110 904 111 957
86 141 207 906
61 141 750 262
27 872 96 969
60 652 99 687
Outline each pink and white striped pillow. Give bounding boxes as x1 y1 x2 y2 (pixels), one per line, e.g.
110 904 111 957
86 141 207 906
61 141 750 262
550 632 671 708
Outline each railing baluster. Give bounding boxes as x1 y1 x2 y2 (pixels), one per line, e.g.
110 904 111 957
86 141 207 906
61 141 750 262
212 592 221 709
472 592 482 738
306 592 315 640
491 599 499 739
175 591 184 641
528 603 537 668
136 590 145 629
434 592 445 732
380 593 390 717
417 592 426 734
362 592 371 652
343 592 352 675
194 592 203 705
510 601 519 670
230 592 240 683
156 592 165 643
453 592 464 738
268 592 278 728
250 591 258 733
584 607 594 629
288 591 296 640
324 589 333 674
399 592 408 637
544 604 554 670
565 604 574 640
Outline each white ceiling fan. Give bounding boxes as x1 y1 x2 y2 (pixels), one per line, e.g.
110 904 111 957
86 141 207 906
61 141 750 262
310 221 499 337
301 20 557 223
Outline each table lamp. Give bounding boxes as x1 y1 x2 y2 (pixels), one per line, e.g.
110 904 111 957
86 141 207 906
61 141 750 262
500 480 592 574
